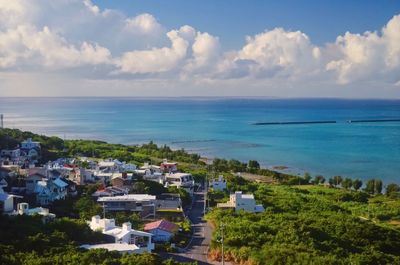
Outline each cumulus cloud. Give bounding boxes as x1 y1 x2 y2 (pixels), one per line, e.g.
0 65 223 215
326 14 400 84
116 26 194 74
0 0 399 97
124 13 162 35
214 28 321 80
0 24 111 69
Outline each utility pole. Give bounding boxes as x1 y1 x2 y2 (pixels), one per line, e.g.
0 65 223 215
0 114 3 129
221 223 225 265
204 165 208 214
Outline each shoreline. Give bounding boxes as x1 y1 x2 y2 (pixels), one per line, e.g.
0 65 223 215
1 126 398 183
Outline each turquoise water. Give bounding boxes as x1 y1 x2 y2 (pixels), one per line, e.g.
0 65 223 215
1 98 399 183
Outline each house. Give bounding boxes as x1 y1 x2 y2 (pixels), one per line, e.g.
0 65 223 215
144 219 179 242
83 215 154 254
0 148 21 160
121 162 136 172
160 159 178 173
165 172 195 194
94 172 113 185
209 175 227 191
92 186 129 198
21 138 41 150
16 202 56 220
217 191 264 213
97 194 156 219
97 160 121 173
0 187 22 214
136 169 164 184
20 138 41 162
34 177 68 205
0 166 14 178
139 163 161 174
25 173 47 194
156 193 182 211
110 172 133 188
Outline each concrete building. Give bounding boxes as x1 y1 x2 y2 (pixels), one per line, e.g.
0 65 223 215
16 202 56 221
209 175 227 191
217 191 264 213
165 172 195 194
160 159 178 173
98 194 156 219
0 187 21 214
84 215 154 254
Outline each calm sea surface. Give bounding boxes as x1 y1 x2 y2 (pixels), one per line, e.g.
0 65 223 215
1 98 399 183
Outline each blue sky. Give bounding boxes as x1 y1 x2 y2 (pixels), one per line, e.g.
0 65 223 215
94 0 400 48
0 0 400 97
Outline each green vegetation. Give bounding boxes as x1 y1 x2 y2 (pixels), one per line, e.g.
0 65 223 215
0 214 195 265
2 128 400 264
206 176 400 265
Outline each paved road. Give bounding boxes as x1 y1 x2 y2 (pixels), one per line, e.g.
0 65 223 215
162 191 213 264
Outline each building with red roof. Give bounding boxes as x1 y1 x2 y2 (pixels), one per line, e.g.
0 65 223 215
144 219 179 242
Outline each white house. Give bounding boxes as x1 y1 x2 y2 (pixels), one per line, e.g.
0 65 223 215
0 187 21 214
165 172 195 194
21 138 41 150
20 138 41 163
121 162 136 172
144 219 179 242
209 175 227 191
34 178 68 205
16 202 56 219
217 191 264 213
140 163 161 173
84 215 154 254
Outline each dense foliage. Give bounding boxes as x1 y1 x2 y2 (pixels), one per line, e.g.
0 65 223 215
0 215 195 265
206 177 400 265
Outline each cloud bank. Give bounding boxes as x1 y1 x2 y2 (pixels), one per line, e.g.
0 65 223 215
0 0 399 97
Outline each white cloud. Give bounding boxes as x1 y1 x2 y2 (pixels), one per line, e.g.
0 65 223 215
116 26 193 74
0 0 399 97
326 14 400 84
0 24 111 69
124 13 162 35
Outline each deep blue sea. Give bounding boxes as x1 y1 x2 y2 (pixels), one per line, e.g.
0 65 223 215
1 98 399 183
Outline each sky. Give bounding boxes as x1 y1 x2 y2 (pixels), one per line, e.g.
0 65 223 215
0 0 400 98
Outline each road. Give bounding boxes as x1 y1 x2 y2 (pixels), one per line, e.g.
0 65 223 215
162 191 213 264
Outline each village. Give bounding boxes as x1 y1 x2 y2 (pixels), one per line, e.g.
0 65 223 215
0 137 263 259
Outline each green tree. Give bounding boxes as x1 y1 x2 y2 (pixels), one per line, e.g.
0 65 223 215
375 179 383 194
365 179 383 194
333 176 343 187
248 160 260 169
328 177 335 187
314 175 325 184
386 183 399 198
341 178 353 190
303 172 311 184
352 179 363 191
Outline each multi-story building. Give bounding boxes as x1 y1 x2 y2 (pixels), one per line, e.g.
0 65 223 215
97 194 156 219
217 191 264 213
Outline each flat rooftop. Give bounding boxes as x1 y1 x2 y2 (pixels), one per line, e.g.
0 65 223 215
98 194 156 202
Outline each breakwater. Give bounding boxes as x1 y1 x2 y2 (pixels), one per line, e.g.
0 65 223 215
253 121 337 125
253 119 400 125
347 119 400 123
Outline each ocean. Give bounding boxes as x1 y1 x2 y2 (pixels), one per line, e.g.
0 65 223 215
1 97 399 183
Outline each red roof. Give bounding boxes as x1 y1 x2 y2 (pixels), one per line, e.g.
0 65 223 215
144 219 179 233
